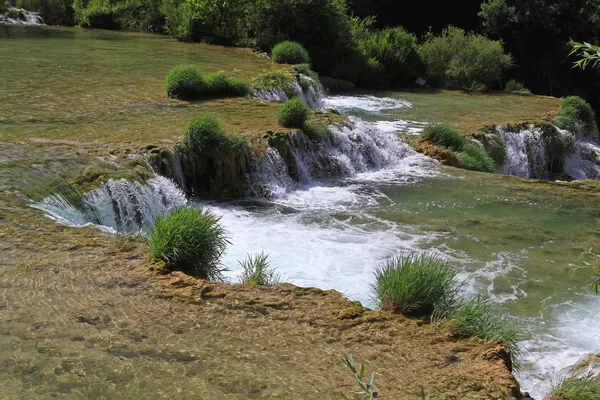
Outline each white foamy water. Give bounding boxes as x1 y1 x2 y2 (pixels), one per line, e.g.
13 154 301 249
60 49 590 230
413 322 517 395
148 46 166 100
322 95 412 113
565 141 600 180
375 119 427 135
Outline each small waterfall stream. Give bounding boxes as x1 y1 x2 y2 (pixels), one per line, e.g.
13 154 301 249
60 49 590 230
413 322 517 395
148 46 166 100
250 73 324 108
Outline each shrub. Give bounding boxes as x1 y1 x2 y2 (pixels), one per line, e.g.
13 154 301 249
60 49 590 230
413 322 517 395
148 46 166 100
148 207 229 280
505 79 530 93
422 124 467 150
204 71 249 97
272 41 310 64
433 297 518 362
183 114 248 156
550 374 600 400
371 252 457 316
277 98 309 128
302 120 329 141
357 26 421 87
251 69 297 99
556 96 597 138
165 65 205 100
238 252 281 286
73 0 124 29
418 26 512 90
455 143 496 173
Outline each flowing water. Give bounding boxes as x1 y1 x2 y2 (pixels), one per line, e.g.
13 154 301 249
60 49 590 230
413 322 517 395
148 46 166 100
3 26 600 399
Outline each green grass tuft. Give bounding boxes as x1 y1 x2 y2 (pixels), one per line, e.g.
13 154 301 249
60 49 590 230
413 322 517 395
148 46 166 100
556 96 597 138
238 252 281 286
277 98 309 128
550 374 600 400
455 142 496 173
148 207 229 280
505 79 530 93
423 123 467 150
251 69 297 98
183 114 249 156
165 64 205 100
472 132 507 168
302 120 329 142
371 252 457 316
271 41 310 65
204 71 250 98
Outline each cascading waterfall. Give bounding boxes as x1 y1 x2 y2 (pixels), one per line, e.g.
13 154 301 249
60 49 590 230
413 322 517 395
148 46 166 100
31 176 186 233
498 127 549 179
0 8 45 25
250 74 324 108
565 141 600 180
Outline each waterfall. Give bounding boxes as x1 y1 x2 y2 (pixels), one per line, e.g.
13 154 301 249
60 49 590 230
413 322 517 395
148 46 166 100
248 117 430 198
0 8 45 25
250 74 324 108
498 127 548 179
31 176 186 233
565 141 600 180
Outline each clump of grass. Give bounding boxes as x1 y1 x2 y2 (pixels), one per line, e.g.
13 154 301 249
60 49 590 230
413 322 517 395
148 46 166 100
272 41 310 65
204 71 249 97
238 252 281 286
422 123 467 150
505 79 530 93
183 114 248 156
303 120 329 142
550 373 600 400
455 142 496 173
165 65 205 100
433 296 519 362
371 252 457 316
277 98 309 128
556 96 597 138
148 207 229 280
251 69 297 98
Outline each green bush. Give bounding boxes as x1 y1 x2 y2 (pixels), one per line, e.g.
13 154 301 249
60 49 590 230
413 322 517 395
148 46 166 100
148 207 229 280
183 114 248 156
16 0 74 25
165 64 205 100
556 96 597 138
418 26 512 90
433 297 518 361
277 98 309 128
550 374 600 400
455 143 496 173
251 69 296 98
238 252 281 286
371 252 457 316
422 123 467 150
472 132 507 168
271 41 310 64
204 71 249 97
505 79 530 93
357 26 421 87
73 0 124 29
302 120 329 141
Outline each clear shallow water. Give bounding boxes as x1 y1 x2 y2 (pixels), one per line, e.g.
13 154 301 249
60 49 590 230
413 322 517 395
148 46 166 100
3 25 600 399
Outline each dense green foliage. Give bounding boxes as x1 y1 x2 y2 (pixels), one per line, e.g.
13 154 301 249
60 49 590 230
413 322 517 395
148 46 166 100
423 123 467 149
183 114 248 156
238 252 281 286
418 26 512 90
15 0 74 24
277 98 309 128
271 41 310 64
550 375 600 400
148 207 229 280
165 64 205 100
556 96 597 138
204 71 249 97
371 252 457 316
455 143 496 173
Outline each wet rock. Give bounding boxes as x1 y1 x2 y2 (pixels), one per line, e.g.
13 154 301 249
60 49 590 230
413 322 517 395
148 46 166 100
410 138 460 167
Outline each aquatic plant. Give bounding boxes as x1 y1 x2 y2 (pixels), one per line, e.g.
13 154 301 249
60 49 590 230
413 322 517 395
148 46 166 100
148 207 229 280
272 41 310 64
302 120 330 142
238 252 281 286
572 248 600 294
455 142 496 173
204 71 250 97
433 296 519 365
556 96 597 138
505 79 530 93
165 64 205 100
550 373 600 400
422 123 467 150
341 355 378 400
371 252 457 316
277 98 309 128
183 114 248 156
539 123 576 173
